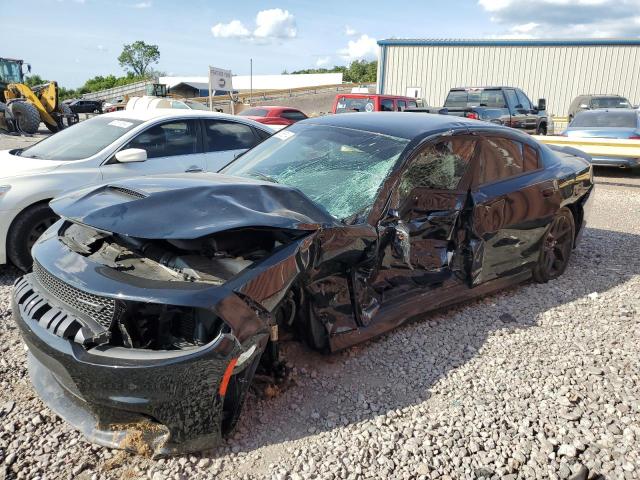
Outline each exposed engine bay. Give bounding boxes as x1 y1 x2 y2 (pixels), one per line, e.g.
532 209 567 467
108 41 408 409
38 221 307 352
59 221 303 284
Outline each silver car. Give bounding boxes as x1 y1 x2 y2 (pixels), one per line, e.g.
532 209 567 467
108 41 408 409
562 109 640 168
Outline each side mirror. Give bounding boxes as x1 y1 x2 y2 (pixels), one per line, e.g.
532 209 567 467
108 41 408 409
537 99 547 111
115 148 147 163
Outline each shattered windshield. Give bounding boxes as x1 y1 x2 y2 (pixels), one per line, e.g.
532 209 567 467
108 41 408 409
222 123 410 219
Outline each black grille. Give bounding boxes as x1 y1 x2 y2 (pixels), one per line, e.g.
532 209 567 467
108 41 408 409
33 261 115 328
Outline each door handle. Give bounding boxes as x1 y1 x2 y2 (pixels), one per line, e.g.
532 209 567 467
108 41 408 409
185 166 203 173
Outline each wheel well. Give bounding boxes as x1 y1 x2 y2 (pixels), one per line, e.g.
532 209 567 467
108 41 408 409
7 199 55 241
565 202 583 247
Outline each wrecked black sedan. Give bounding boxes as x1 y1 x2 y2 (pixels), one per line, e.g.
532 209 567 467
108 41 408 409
13 113 593 455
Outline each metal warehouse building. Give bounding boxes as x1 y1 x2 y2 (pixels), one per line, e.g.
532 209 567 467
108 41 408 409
376 39 640 117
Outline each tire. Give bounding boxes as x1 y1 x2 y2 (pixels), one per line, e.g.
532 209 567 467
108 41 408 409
8 101 40 134
536 123 548 135
45 121 59 133
46 103 75 133
7 203 59 272
60 103 74 128
532 207 575 283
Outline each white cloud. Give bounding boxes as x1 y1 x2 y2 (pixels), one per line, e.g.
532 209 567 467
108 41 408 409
340 34 378 61
97 44 106 51
211 8 297 42
316 56 331 67
132 1 152 7
479 0 640 37
511 22 539 34
211 19 251 38
345 25 357 36
253 8 297 39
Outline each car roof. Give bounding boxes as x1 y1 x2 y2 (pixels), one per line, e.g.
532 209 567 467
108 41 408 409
247 106 300 111
578 94 627 98
449 86 515 90
100 109 272 130
575 108 638 115
335 94 416 100
301 112 481 139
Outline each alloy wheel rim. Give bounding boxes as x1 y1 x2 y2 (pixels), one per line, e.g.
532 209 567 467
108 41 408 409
542 215 572 277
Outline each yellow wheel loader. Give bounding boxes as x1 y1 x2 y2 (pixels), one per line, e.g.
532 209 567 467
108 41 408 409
0 57 78 135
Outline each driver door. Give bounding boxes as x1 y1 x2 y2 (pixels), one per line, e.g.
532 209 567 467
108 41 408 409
351 135 478 325
101 119 207 181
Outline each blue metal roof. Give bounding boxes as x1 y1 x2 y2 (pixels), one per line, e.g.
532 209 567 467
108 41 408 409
377 38 640 47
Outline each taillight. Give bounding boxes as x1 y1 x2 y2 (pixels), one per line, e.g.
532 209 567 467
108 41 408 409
628 135 640 140
465 112 479 120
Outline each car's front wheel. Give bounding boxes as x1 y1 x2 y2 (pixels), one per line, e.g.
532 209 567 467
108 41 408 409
533 207 575 283
7 203 59 272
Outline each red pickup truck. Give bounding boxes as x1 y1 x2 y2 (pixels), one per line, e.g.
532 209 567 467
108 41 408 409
332 94 419 114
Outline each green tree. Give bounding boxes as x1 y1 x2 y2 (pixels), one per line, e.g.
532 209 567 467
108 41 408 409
291 60 376 83
24 74 46 87
118 40 160 77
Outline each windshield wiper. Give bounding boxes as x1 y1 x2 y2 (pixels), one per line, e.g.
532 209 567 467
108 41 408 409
246 171 279 184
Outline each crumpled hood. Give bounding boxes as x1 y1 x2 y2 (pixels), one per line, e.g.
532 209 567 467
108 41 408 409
50 173 337 239
0 149 67 180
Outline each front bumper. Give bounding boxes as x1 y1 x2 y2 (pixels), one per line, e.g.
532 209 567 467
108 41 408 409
13 272 251 456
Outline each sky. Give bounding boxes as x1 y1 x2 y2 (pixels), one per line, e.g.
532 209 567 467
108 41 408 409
3 0 640 88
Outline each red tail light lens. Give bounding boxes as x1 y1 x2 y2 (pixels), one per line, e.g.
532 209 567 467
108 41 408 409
465 112 479 120
628 135 640 140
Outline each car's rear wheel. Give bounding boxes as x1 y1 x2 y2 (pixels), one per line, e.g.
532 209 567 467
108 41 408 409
7 203 59 272
533 207 575 283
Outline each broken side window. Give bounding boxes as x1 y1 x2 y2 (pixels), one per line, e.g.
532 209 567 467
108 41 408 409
399 137 476 196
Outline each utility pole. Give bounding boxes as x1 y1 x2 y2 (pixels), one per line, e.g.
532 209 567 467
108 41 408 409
250 58 253 106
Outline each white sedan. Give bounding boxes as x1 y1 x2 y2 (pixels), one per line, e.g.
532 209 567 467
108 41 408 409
0 109 273 271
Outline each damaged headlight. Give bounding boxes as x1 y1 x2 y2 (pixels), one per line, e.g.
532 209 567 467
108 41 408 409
114 303 227 351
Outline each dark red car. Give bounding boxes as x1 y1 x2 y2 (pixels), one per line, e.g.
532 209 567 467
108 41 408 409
238 106 308 126
332 94 419 114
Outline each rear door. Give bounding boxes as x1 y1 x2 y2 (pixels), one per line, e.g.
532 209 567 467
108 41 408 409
101 119 207 180
201 119 263 171
469 132 560 285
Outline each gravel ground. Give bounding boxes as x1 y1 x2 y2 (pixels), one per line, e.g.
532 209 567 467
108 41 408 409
0 132 639 479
